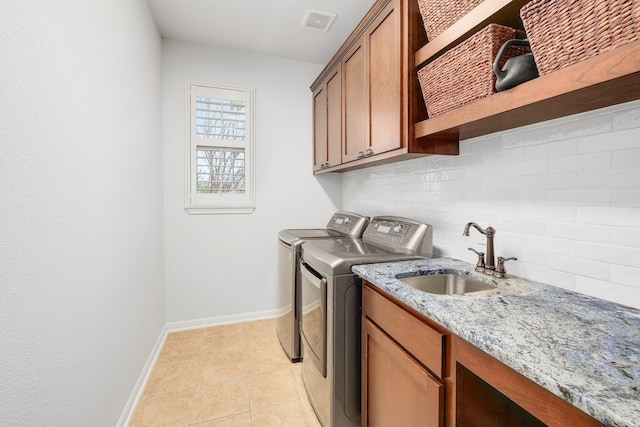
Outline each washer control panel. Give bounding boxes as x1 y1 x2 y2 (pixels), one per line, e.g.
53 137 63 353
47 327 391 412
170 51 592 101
326 212 370 237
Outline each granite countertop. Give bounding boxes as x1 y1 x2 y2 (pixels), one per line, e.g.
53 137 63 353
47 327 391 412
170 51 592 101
353 258 640 427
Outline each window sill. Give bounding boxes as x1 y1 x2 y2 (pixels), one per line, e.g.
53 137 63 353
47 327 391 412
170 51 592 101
185 206 255 215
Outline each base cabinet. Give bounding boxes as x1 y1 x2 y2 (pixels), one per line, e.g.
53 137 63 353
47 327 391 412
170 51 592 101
362 282 605 427
362 284 445 426
363 317 443 427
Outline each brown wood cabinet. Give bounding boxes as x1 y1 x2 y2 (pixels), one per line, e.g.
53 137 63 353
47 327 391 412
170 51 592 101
313 65 342 171
362 282 605 427
312 0 640 174
342 38 367 164
362 284 445 426
310 0 458 174
363 317 443 427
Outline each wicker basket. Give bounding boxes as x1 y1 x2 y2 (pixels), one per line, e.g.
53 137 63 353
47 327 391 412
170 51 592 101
418 24 527 117
417 0 484 39
521 0 640 76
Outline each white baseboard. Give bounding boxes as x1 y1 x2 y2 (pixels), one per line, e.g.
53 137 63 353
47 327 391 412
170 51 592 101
117 308 285 425
165 307 283 332
116 324 168 427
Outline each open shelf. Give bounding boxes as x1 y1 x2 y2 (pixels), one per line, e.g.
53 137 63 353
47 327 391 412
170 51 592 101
415 0 530 68
415 40 640 143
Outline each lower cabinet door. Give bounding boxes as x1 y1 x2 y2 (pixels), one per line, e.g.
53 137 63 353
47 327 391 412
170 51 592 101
362 318 444 427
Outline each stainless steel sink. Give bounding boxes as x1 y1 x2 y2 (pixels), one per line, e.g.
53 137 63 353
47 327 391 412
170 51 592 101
399 273 495 295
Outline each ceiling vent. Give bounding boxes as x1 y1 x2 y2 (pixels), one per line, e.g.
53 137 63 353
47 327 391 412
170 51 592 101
302 9 337 32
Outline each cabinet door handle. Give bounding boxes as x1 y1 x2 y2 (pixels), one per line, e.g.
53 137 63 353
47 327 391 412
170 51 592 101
357 151 365 158
365 148 374 156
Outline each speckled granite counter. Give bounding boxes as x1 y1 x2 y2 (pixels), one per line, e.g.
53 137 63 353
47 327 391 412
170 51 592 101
353 258 640 427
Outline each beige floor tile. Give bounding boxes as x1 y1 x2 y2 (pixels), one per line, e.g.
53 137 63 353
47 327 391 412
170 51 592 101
156 334 204 365
190 377 251 424
202 332 244 355
251 400 320 427
198 351 246 384
204 322 244 338
292 363 310 400
195 412 253 426
242 318 276 339
131 319 326 426
248 367 299 409
145 359 199 395
129 387 194 427
244 331 289 377
167 328 204 342
244 330 282 354
245 347 290 376
201 345 244 364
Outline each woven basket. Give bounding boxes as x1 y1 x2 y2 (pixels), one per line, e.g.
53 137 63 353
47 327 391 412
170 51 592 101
418 24 527 117
417 0 484 39
521 0 640 76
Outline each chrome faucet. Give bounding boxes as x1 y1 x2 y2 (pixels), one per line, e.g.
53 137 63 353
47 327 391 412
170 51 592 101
463 222 496 273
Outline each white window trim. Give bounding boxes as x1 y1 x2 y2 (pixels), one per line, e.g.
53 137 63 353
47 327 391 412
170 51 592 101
184 81 256 214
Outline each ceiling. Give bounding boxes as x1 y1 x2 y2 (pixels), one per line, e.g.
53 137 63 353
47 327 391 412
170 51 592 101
147 0 377 65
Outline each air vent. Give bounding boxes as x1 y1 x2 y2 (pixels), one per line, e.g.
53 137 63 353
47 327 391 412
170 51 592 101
302 9 337 32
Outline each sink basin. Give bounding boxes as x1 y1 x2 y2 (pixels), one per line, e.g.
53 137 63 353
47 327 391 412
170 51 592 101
399 273 495 295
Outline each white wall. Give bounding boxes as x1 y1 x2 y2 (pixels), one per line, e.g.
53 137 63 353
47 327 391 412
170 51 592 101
162 40 342 323
0 1 164 425
343 100 640 309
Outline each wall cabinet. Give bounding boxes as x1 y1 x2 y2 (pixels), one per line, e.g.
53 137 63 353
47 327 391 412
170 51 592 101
312 0 640 174
313 65 342 171
362 282 604 427
310 0 458 174
343 0 402 163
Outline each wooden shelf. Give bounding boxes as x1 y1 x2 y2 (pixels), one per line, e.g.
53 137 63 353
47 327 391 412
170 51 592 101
415 0 530 68
415 40 640 142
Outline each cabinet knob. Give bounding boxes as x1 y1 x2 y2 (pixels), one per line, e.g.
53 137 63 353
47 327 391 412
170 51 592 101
365 148 374 156
357 151 365 158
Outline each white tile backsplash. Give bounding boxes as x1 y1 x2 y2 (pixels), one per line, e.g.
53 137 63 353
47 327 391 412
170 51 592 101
577 206 640 227
548 151 611 173
546 222 610 243
579 127 640 152
342 100 640 309
611 227 640 248
610 265 640 289
612 147 640 169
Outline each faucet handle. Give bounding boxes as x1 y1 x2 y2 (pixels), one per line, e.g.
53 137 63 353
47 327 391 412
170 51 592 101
495 256 517 278
468 247 486 273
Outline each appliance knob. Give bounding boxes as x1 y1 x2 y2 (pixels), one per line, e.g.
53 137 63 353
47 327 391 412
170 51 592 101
393 224 404 233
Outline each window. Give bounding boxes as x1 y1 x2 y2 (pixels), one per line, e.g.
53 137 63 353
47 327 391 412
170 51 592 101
185 82 255 214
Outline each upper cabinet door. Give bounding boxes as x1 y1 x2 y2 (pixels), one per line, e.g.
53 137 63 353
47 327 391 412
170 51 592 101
342 39 368 163
312 86 328 172
367 0 402 156
326 65 342 167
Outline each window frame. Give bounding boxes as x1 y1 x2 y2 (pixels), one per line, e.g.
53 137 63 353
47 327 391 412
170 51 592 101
184 81 256 214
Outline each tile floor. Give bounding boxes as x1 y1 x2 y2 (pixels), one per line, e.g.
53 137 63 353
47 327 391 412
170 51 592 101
130 318 322 426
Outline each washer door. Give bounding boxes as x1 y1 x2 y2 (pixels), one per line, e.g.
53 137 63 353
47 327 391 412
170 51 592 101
299 261 327 377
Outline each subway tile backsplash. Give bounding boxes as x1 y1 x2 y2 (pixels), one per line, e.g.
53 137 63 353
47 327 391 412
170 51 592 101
342 100 640 309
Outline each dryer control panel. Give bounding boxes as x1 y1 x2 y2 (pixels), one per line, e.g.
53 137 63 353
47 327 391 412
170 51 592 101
363 216 433 257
